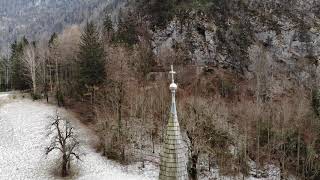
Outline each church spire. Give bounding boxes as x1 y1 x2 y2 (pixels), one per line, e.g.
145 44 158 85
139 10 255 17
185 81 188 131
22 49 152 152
159 65 187 180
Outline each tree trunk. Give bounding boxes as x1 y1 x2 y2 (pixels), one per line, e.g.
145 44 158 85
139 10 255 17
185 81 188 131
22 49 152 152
5 66 8 91
208 154 211 171
256 118 260 176
280 160 285 180
151 133 155 154
118 82 125 162
49 68 53 92
62 154 68 177
189 152 198 180
32 75 36 95
187 132 199 180
297 130 300 176
68 158 71 170
55 58 59 87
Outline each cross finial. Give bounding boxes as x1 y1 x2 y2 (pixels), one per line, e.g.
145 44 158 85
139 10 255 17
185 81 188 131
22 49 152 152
169 65 176 83
169 65 177 92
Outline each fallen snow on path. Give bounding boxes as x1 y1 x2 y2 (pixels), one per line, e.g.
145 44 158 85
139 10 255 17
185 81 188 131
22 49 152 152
0 94 157 180
0 92 13 101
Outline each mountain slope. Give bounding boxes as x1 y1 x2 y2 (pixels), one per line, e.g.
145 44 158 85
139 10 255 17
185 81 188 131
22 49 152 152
0 0 113 52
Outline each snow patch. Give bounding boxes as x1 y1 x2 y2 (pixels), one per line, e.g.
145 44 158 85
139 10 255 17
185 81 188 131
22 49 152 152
0 97 157 179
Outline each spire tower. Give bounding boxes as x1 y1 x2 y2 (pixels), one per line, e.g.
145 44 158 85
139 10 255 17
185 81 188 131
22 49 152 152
159 65 187 180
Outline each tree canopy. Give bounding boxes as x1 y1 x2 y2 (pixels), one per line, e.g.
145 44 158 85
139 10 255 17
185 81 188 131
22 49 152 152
78 21 105 89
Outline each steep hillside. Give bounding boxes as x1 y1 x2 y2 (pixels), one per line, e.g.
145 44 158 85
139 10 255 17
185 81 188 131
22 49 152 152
0 0 117 52
133 0 320 95
144 0 320 70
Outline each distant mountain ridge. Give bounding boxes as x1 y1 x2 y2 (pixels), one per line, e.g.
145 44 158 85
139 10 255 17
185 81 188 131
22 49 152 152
0 0 114 53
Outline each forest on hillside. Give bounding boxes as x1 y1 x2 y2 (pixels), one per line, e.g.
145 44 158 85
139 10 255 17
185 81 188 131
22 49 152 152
0 0 117 51
1 0 320 179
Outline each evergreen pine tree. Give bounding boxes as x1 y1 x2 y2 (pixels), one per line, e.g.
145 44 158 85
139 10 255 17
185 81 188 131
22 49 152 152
103 15 113 34
114 12 138 46
78 21 105 90
140 0 176 29
0 56 5 90
11 38 29 90
49 32 58 48
103 15 114 41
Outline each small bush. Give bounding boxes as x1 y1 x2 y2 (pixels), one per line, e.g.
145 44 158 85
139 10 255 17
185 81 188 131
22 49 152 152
258 120 274 147
105 135 125 163
56 90 64 107
31 93 41 100
237 149 250 176
218 78 235 98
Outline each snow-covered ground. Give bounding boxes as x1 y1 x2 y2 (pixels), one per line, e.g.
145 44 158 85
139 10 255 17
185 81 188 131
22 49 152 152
0 93 158 180
0 92 13 101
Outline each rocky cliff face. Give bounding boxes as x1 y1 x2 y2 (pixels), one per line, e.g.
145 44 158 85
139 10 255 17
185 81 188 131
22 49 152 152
151 0 320 88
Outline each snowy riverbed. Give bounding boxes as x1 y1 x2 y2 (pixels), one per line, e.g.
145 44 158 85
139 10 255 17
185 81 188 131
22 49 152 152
0 93 157 180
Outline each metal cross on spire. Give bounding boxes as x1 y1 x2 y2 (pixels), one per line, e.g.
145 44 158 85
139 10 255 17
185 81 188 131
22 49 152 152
169 65 177 92
169 65 176 83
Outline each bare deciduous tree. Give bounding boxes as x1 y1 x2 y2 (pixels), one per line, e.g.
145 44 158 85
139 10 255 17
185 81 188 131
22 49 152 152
22 44 39 95
46 111 81 177
179 95 232 180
